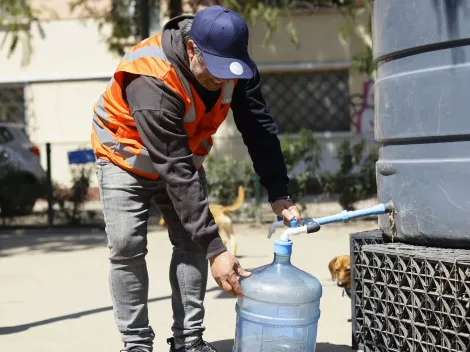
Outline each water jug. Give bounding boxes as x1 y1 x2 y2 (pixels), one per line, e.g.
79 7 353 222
233 237 322 351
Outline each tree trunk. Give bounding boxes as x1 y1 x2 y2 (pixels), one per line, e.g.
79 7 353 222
169 0 183 18
140 0 150 40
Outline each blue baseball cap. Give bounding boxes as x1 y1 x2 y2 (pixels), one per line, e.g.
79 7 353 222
190 6 254 80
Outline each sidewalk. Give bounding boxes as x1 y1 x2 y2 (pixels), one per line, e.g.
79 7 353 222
0 220 378 351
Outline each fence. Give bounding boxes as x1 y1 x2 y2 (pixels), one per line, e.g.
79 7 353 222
350 230 387 350
257 62 352 134
360 243 470 352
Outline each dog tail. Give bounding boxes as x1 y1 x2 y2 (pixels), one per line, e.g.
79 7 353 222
221 185 245 213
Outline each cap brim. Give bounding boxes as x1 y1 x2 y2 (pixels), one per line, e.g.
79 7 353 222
201 51 254 80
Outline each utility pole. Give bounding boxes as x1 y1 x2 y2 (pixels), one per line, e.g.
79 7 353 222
140 0 150 40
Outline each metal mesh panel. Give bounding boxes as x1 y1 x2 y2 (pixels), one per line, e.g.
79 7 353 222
260 70 350 133
359 243 470 352
350 230 386 350
0 86 25 123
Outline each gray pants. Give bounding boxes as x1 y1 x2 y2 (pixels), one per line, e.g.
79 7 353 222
96 159 209 351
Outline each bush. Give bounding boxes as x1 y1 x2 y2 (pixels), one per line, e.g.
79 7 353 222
320 139 378 210
204 154 255 205
205 129 322 208
280 129 322 204
52 165 92 224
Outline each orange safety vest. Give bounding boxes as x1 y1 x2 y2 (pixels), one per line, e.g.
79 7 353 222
91 33 237 180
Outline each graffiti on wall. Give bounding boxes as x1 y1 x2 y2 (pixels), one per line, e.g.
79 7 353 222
354 79 375 143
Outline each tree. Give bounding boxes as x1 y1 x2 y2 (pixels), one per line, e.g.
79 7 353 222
4 0 370 66
67 0 305 56
336 0 374 76
0 0 57 66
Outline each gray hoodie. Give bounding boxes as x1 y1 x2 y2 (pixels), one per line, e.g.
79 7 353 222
122 15 289 259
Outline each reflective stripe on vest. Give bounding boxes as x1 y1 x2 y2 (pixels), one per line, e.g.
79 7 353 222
93 115 156 175
192 138 212 168
180 76 235 123
93 114 208 171
193 154 207 168
95 95 108 124
94 47 170 126
201 139 211 152
107 77 115 88
123 46 169 63
179 74 197 123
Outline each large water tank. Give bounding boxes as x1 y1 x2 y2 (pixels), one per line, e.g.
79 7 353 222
375 0 470 248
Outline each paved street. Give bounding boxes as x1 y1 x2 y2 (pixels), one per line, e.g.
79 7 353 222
0 220 378 351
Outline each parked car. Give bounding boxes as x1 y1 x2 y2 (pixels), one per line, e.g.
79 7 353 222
0 123 47 216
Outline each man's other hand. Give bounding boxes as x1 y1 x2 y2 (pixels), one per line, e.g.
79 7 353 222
209 250 251 296
272 199 302 227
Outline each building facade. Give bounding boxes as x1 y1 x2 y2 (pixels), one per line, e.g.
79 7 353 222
0 0 371 188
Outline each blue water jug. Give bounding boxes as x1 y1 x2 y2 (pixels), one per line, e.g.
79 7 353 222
233 235 323 351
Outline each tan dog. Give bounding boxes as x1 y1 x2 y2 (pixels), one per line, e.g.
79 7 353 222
159 186 244 257
328 255 351 298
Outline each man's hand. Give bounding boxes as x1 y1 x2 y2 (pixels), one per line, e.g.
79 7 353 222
209 250 252 296
272 199 302 227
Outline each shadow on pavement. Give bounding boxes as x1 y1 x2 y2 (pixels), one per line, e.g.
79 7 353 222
0 227 271 259
0 286 221 335
0 227 107 257
210 339 352 351
316 343 353 351
210 339 234 351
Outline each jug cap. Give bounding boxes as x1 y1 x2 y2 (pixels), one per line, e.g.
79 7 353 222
274 239 293 255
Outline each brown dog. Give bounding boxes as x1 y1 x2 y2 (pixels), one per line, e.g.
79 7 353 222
328 255 351 297
159 186 244 257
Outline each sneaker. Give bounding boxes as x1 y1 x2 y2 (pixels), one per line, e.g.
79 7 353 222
167 337 218 352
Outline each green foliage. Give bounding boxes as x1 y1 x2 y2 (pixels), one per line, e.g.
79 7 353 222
0 0 57 65
52 165 92 224
336 0 374 76
69 0 300 57
204 129 322 208
204 154 255 205
280 129 322 204
350 45 374 77
69 0 144 56
222 0 300 49
320 139 378 210
5 0 301 61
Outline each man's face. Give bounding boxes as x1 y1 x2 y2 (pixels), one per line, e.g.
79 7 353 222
187 40 229 91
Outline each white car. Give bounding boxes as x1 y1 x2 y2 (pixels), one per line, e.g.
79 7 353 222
0 123 47 216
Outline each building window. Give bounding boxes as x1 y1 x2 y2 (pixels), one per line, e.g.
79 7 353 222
0 85 25 124
260 70 350 133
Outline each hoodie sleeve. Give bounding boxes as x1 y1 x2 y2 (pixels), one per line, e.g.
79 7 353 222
123 73 227 259
230 64 290 203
